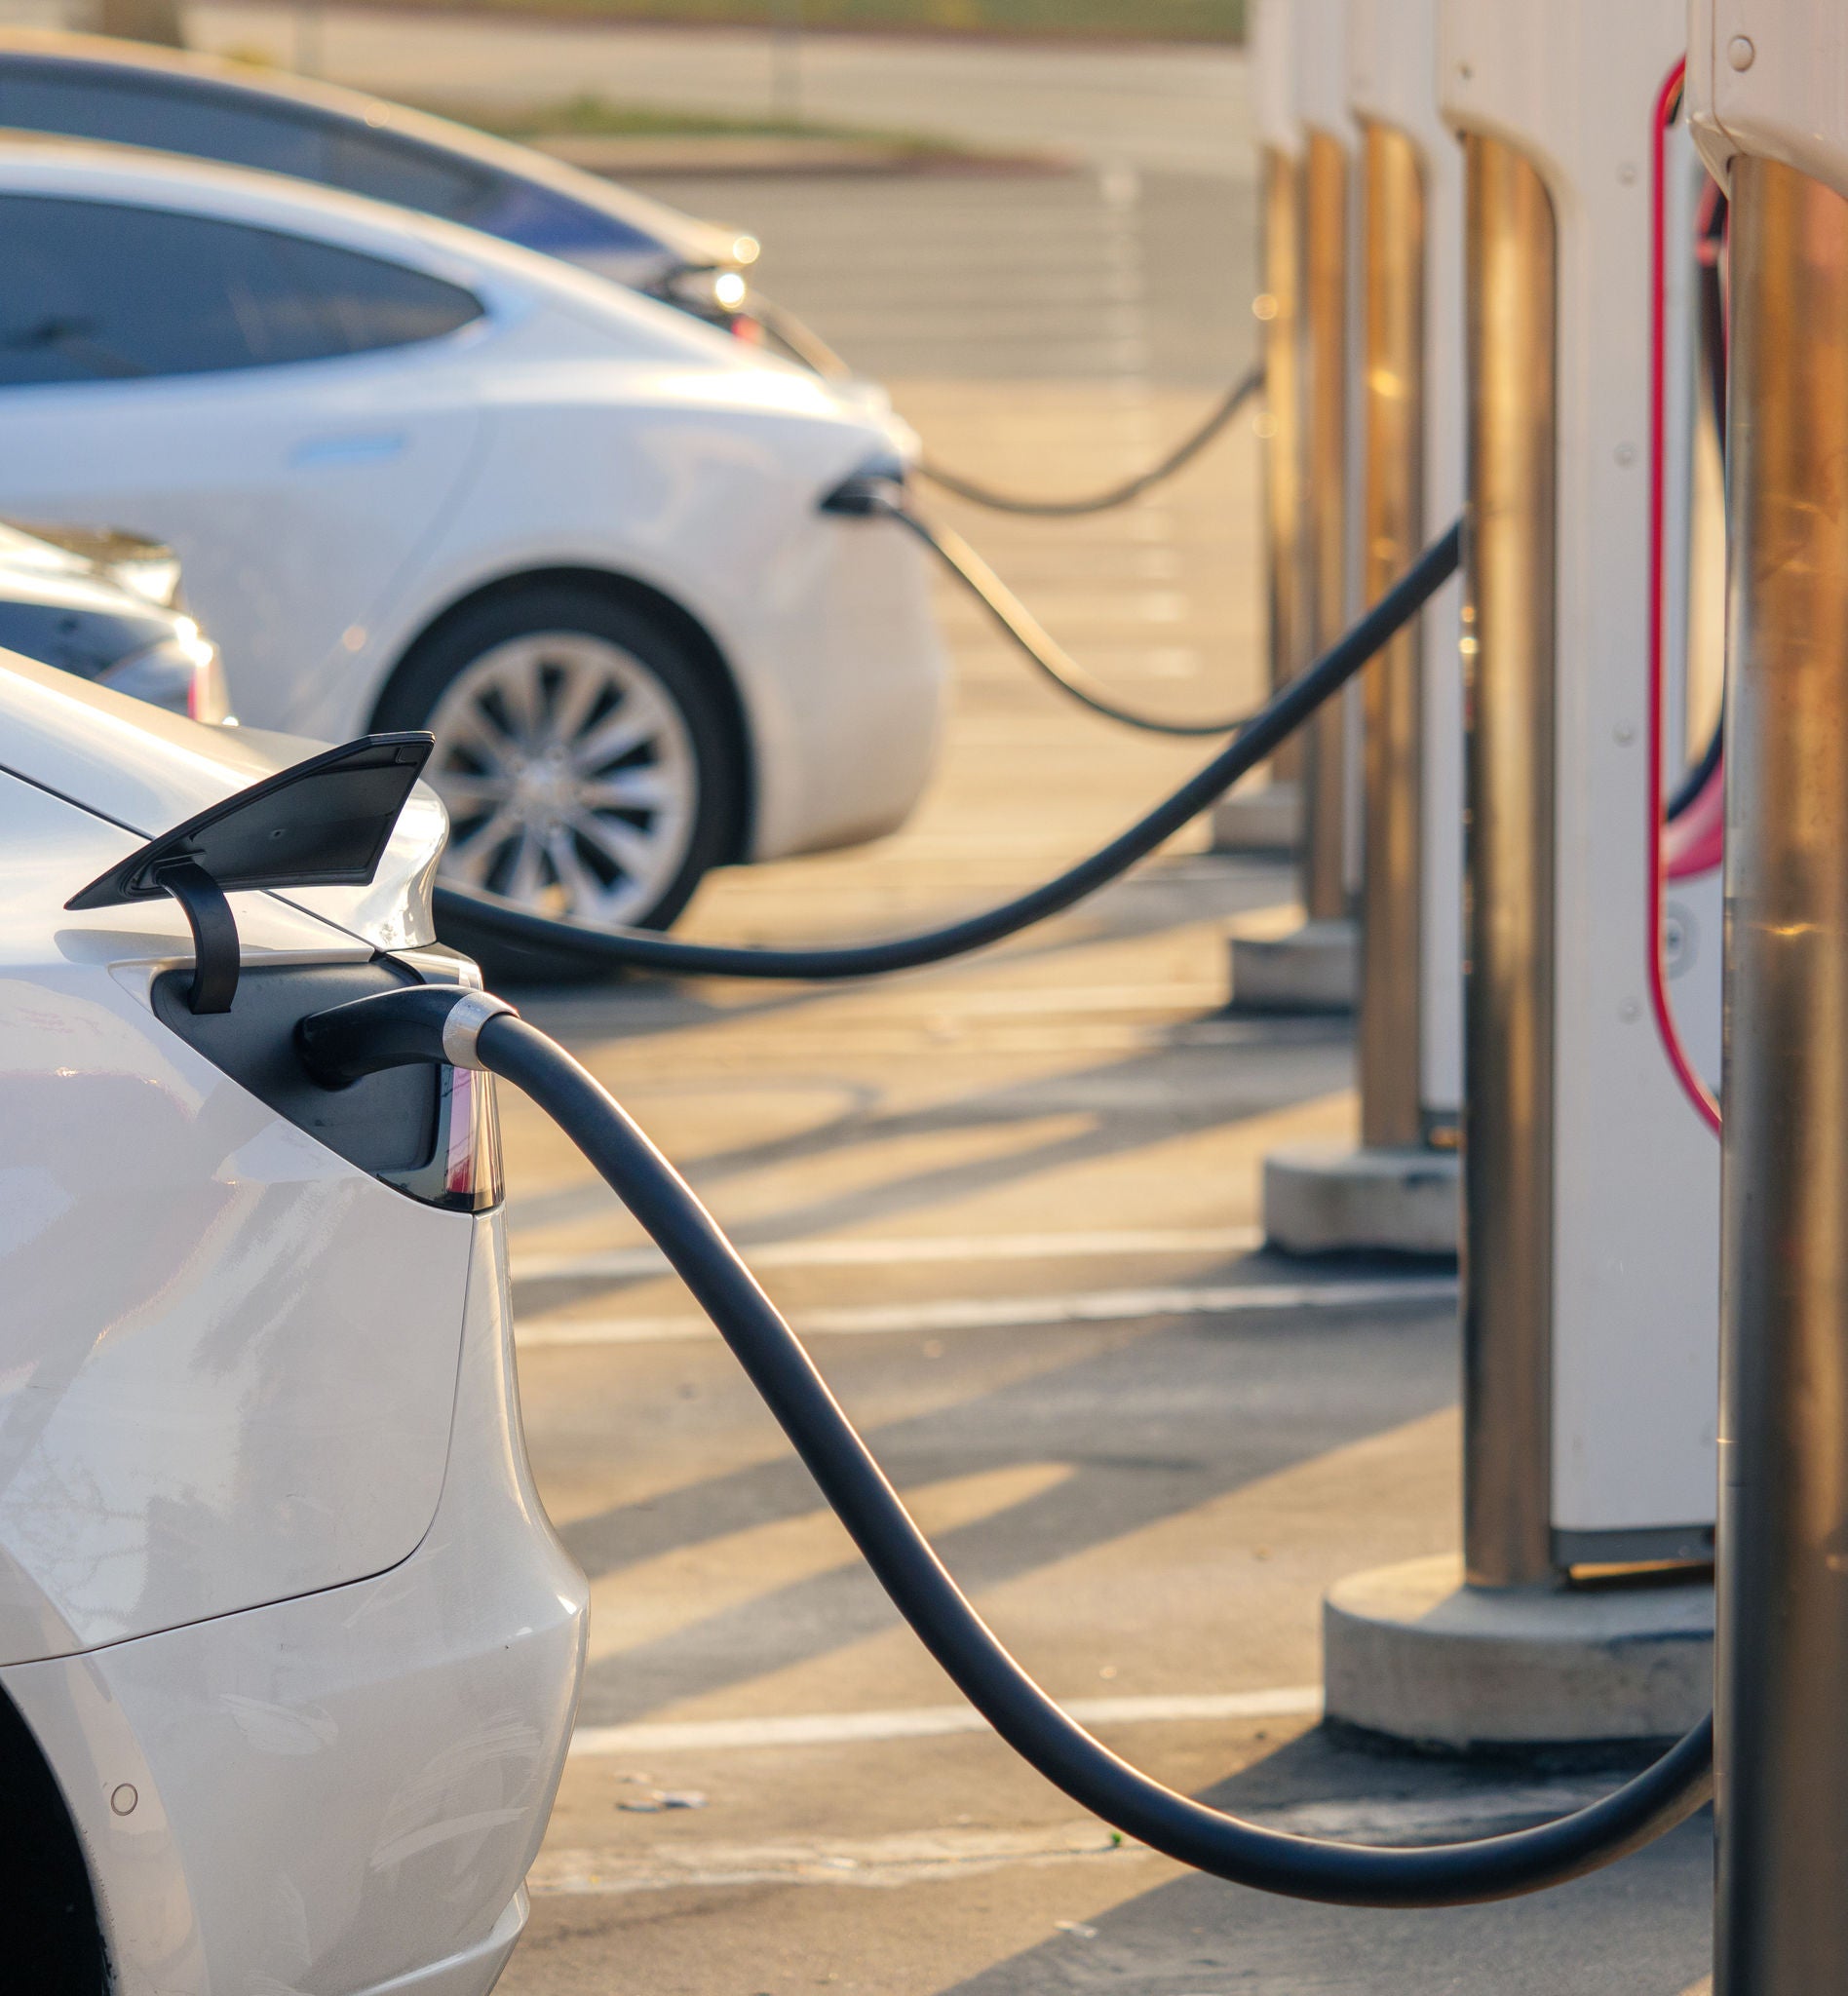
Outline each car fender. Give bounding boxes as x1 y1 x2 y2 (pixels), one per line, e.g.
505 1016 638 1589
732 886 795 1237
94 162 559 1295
336 396 898 860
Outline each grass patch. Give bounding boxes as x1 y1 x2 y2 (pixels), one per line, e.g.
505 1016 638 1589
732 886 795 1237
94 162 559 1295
426 93 969 150
339 0 1244 40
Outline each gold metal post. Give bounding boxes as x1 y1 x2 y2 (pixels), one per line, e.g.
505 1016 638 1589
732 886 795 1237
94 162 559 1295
1359 122 1427 1150
1715 153 1848 1996
1301 129 1353 922
1262 145 1309 785
1460 134 1559 1590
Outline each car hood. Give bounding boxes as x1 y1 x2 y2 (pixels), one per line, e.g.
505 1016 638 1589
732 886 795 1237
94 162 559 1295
0 649 443 951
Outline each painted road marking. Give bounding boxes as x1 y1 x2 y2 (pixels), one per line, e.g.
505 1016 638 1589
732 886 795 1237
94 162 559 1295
520 1276 1458 1348
570 1687 1323 1758
514 1224 1265 1284
529 1778 1634 1895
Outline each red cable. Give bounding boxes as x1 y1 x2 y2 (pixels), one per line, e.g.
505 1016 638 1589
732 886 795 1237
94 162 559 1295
1647 58 1722 1133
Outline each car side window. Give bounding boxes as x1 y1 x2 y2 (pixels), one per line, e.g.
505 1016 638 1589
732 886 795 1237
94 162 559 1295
268 230 488 351
0 196 484 388
0 65 328 178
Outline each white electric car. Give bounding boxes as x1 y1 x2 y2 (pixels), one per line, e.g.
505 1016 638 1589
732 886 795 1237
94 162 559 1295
0 517 232 721
0 26 792 349
0 140 946 963
0 647 586 1992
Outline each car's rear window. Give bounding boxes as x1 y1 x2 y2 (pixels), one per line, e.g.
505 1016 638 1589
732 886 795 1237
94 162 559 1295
0 194 483 385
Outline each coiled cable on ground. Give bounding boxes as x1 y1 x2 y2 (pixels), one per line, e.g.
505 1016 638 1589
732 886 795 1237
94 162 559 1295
433 521 1460 980
295 986 1716 1910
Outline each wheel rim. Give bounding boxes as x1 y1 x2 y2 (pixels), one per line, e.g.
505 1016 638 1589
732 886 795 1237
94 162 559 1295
427 631 697 928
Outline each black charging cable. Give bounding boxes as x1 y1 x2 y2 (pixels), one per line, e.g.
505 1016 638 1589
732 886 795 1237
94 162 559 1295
916 366 1262 518
1667 717 1721 822
883 499 1257 736
296 981 1713 1909
432 521 1459 980
750 299 1258 521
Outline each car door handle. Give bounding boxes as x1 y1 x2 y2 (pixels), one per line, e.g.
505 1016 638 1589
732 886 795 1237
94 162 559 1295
289 433 407 470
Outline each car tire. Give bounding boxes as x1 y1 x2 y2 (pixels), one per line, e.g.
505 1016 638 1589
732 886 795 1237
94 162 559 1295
374 585 743 982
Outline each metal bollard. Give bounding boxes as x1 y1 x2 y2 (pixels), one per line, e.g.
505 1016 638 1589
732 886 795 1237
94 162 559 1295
1256 0 1467 1256
1213 0 1308 856
1319 2 1719 1752
1712 152 1848 1995
1225 0 1363 1003
1299 76 1356 924
1458 131 1559 1587
1260 109 1309 783
1357 121 1433 1150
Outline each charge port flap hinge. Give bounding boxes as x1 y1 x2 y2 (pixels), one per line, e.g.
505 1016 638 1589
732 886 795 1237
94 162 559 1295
65 733 433 1015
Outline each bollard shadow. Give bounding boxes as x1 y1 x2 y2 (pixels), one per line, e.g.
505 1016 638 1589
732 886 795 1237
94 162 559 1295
930 1729 1713 1996
563 1293 1456 1724
509 1007 1353 1295
501 846 1295 1053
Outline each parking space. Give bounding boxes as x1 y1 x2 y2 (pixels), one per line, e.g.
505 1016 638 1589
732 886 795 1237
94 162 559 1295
487 158 1713 1996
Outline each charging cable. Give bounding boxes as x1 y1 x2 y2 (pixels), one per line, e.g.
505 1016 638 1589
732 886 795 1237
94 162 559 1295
433 521 1459 979
296 980 1713 1909
883 500 1257 736
916 367 1262 518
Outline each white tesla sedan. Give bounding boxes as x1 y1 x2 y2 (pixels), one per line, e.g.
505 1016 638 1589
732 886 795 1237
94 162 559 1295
0 140 945 966
0 649 586 1991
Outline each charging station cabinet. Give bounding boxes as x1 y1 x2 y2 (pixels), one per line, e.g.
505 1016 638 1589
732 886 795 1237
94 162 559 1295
1441 0 1719 1575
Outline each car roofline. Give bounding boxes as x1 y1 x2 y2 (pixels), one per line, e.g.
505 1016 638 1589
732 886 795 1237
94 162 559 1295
0 133 830 386
0 25 753 273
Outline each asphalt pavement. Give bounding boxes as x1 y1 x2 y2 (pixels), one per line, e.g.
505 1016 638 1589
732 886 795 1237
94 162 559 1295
477 139 1712 1992
179 1 1254 177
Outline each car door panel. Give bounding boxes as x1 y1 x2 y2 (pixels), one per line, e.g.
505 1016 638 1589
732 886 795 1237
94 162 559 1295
0 361 483 733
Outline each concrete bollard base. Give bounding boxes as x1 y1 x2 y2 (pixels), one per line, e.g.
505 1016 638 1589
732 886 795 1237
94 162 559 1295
1209 777 1300 855
1323 1555 1714 1751
1263 1143 1459 1257
1227 915 1356 1014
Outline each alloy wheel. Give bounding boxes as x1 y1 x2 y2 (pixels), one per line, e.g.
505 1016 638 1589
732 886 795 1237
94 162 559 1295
427 631 697 927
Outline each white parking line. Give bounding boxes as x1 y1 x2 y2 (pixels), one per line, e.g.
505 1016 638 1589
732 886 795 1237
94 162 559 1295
529 1777 1633 1896
570 1686 1324 1758
518 1276 1458 1347
529 1823 1142 1895
513 1224 1264 1284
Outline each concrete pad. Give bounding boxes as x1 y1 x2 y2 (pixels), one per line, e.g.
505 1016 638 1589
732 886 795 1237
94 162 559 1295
1264 1143 1460 1258
1228 915 1357 1014
1209 776 1300 855
1324 1554 1714 1751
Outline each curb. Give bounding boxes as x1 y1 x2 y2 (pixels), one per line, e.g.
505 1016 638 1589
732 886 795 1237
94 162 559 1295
528 132 1075 177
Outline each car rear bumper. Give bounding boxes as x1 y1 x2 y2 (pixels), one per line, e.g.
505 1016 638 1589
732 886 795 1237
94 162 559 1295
744 507 949 863
1 1209 587 1996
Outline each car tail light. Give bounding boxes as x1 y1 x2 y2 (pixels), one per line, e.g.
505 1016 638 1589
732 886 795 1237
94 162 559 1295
99 622 235 725
382 945 504 1212
430 1061 504 1210
151 953 504 1214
